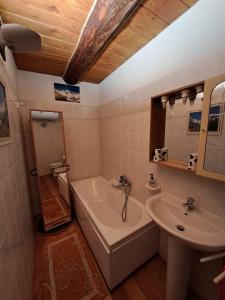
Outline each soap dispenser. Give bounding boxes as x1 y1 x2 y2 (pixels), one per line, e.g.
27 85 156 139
145 173 161 192
148 174 156 187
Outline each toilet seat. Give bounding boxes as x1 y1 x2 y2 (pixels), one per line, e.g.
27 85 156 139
53 166 67 176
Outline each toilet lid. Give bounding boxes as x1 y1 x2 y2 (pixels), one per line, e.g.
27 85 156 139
50 161 63 168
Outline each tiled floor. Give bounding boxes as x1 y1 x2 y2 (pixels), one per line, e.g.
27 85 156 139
33 222 202 300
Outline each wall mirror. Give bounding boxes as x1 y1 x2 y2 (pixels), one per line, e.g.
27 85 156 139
30 110 71 231
164 96 203 169
197 74 225 182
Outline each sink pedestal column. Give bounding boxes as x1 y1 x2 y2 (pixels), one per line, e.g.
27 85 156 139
166 237 192 300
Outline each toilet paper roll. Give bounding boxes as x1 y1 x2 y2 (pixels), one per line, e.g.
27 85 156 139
154 149 162 162
162 148 168 161
188 153 198 170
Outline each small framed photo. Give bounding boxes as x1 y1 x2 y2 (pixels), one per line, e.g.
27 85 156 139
187 110 202 134
54 83 80 103
187 104 224 135
0 81 11 146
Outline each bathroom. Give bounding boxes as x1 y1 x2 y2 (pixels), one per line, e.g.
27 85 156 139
0 0 225 299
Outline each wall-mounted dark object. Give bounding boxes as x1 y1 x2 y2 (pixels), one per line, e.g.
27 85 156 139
63 0 143 84
0 17 41 62
30 168 38 177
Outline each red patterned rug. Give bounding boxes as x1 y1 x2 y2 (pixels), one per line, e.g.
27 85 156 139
42 197 70 230
34 223 110 300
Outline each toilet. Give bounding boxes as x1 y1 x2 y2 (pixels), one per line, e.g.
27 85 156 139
49 161 65 176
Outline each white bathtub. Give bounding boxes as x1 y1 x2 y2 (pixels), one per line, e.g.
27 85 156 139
70 176 159 289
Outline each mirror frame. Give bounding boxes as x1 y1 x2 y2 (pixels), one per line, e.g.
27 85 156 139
197 74 225 182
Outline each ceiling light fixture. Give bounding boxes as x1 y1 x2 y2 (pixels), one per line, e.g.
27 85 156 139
181 89 190 105
189 90 197 106
0 16 41 62
169 96 176 116
161 95 168 109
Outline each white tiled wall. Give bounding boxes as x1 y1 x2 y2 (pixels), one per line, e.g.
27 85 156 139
0 51 34 300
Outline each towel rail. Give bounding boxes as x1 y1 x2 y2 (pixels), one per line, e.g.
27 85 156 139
200 251 225 284
200 251 225 264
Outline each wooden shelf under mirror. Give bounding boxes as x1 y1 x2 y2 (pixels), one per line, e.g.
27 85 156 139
152 160 195 173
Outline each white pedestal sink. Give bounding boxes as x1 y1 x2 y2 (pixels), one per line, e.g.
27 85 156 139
145 192 225 300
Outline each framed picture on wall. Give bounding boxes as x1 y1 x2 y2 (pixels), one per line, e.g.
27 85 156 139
187 110 202 134
0 81 11 146
54 83 80 103
187 103 224 135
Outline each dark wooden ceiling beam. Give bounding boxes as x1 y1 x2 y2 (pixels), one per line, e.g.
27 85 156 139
63 0 144 84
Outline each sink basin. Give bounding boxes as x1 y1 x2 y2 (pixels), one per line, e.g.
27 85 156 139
145 192 225 251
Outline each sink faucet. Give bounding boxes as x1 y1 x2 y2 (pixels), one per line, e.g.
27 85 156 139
183 197 196 212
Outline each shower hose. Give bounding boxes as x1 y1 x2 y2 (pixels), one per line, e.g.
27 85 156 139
122 184 130 222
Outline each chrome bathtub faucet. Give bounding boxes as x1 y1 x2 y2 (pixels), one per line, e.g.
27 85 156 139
118 175 131 187
183 197 196 212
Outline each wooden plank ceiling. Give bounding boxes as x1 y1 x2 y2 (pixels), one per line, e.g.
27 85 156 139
0 0 197 84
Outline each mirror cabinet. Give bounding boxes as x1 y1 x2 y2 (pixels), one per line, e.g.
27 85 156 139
30 110 72 232
197 74 225 181
150 73 225 182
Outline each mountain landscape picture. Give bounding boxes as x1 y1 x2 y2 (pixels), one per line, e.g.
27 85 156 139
54 83 80 103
